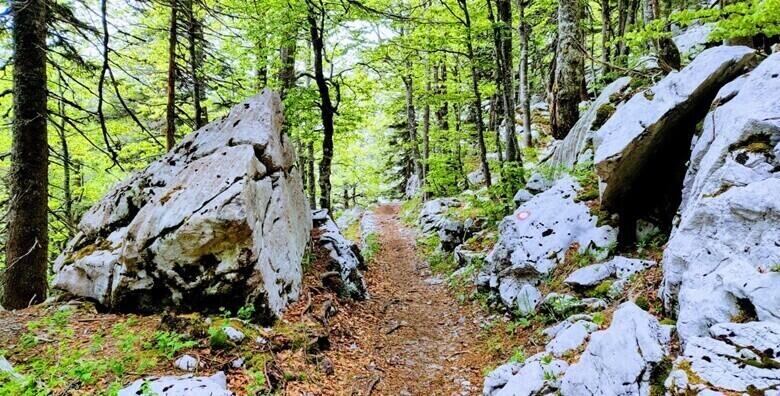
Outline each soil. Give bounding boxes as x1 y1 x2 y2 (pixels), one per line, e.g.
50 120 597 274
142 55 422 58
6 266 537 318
303 204 487 395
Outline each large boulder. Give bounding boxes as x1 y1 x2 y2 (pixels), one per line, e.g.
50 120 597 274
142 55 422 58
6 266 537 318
666 322 780 394
661 53 780 341
672 23 716 60
53 91 311 322
478 177 616 312
594 46 756 235
559 302 672 395
311 210 367 299
548 76 632 170
419 198 460 234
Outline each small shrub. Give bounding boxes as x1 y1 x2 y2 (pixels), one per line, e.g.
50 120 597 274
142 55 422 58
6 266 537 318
149 331 197 358
208 327 231 350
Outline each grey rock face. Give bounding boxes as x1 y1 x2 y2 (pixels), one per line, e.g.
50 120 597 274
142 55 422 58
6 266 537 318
548 77 632 170
419 198 460 234
594 46 756 217
524 172 553 194
545 319 599 358
52 91 311 322
512 189 534 207
222 326 245 343
405 173 422 198
0 356 19 379
484 353 569 396
560 302 672 396
312 209 367 299
118 371 232 396
673 23 716 59
661 53 780 341
667 322 780 394
479 177 617 312
565 256 656 288
359 211 379 254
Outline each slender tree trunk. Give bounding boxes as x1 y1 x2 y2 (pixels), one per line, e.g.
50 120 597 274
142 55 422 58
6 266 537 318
645 0 681 70
186 0 205 129
55 74 74 236
2 0 48 309
307 141 316 210
435 63 450 131
166 0 178 150
497 0 519 161
256 36 268 90
307 3 335 212
403 73 422 181
551 0 585 139
459 0 492 188
517 0 533 148
279 35 297 98
601 0 612 76
422 73 431 201
616 0 628 63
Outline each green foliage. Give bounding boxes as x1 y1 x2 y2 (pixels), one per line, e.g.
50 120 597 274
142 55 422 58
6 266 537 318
589 280 615 299
208 327 231 350
146 331 198 359
362 233 381 264
509 348 526 364
237 305 256 321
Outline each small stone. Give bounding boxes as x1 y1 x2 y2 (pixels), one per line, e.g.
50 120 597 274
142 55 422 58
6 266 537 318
222 326 245 343
231 358 244 369
174 355 198 372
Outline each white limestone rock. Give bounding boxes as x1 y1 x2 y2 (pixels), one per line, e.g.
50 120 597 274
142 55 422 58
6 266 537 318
564 263 614 287
548 77 632 170
335 207 363 230
479 177 616 312
174 355 198 372
661 53 780 341
594 46 756 213
52 91 311 322
513 189 535 207
559 302 672 395
666 322 780 394
312 209 367 299
0 356 19 379
673 23 716 60
222 326 245 343
118 371 232 396
419 198 460 234
545 319 599 358
359 211 379 254
485 353 569 396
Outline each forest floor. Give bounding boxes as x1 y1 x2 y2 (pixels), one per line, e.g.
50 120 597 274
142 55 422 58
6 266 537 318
300 203 490 395
0 204 505 395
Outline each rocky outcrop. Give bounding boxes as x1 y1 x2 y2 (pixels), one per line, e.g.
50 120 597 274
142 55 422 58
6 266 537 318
661 53 780 342
484 353 569 396
672 23 716 60
119 371 232 396
594 46 756 236
544 316 599 358
52 91 311 322
418 198 467 252
666 322 780 394
548 77 632 170
559 302 672 395
477 177 617 313
565 256 656 288
359 211 379 254
312 210 367 299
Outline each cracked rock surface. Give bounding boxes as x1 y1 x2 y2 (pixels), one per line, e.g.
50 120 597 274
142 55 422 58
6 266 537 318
312 209 368 299
661 53 780 341
53 91 311 322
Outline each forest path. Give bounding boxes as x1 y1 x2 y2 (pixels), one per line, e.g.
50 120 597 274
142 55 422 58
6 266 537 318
336 204 486 395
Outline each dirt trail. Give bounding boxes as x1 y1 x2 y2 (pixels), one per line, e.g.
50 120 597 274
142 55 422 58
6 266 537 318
326 204 486 395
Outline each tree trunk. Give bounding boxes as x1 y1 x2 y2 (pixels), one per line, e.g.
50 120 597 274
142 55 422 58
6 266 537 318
496 0 519 162
517 0 533 148
403 73 422 181
422 72 431 201
166 0 178 150
645 0 681 70
435 63 449 131
307 3 335 212
256 36 268 90
551 0 584 140
186 0 205 129
2 0 49 309
601 0 612 76
55 74 75 237
459 0 492 188
279 36 297 98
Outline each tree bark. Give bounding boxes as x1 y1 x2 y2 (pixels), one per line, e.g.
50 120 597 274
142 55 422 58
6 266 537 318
645 0 681 71
517 0 533 148
186 0 205 129
166 0 178 150
306 2 335 212
279 35 297 98
458 0 492 188
2 0 49 309
422 71 431 201
256 36 268 90
403 72 422 181
551 0 585 139
601 0 612 76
